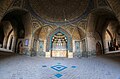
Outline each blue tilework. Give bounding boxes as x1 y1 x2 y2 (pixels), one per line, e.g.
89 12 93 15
71 66 77 68
42 65 47 67
51 65 67 72
57 63 61 64
55 74 63 78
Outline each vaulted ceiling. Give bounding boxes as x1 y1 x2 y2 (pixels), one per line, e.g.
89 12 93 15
29 0 87 21
0 0 120 25
28 0 92 25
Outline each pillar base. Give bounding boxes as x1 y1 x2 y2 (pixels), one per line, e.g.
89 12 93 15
68 52 73 58
45 52 51 58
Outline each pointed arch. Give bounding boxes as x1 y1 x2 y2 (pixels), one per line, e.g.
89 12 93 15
9 36 13 50
46 27 72 52
106 29 113 40
96 42 102 55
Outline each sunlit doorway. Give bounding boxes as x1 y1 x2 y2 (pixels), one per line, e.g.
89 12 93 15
51 32 68 57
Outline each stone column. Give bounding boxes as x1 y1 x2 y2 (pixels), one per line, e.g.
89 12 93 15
86 32 96 56
44 40 46 52
3 37 7 49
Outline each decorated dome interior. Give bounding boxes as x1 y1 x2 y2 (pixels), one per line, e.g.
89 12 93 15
28 0 92 25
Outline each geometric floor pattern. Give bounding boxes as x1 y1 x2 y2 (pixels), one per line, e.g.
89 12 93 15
51 64 67 78
51 65 67 72
71 66 77 68
55 74 63 78
51 64 76 78
0 54 120 79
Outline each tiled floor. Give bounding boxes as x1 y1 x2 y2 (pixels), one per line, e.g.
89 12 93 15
0 53 120 79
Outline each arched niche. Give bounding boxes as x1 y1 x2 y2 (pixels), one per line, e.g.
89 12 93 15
96 42 102 55
1 8 31 53
87 8 119 55
46 27 72 52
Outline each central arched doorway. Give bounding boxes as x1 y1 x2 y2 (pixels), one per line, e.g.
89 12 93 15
46 28 72 57
51 32 68 57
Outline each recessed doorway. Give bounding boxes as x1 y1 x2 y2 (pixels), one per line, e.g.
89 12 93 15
51 32 68 57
